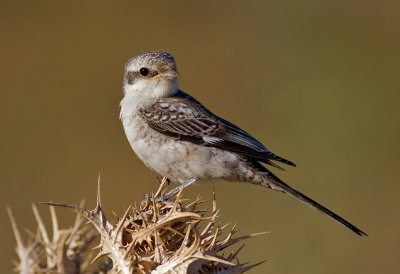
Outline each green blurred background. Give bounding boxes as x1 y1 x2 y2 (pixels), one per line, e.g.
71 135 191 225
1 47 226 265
1 1 399 273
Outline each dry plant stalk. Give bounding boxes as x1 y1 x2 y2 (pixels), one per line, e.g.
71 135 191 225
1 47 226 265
8 177 266 273
7 203 97 273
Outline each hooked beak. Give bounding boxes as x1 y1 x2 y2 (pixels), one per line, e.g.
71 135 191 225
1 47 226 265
158 70 179 80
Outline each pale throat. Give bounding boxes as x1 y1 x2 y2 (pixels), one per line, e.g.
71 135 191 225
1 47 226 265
127 78 178 99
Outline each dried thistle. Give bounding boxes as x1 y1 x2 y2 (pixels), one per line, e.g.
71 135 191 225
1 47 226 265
9 177 266 273
7 202 98 274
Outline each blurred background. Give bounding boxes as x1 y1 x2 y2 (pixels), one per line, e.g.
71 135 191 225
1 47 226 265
1 1 399 273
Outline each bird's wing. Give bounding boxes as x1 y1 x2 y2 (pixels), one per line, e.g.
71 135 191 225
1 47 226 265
138 91 295 167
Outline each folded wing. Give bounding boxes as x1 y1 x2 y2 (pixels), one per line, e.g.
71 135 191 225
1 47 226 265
138 91 295 168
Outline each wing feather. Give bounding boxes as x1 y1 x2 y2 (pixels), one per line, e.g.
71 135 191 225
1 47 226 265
138 91 295 167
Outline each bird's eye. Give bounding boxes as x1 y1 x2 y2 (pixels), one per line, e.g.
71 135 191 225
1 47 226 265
139 67 149 76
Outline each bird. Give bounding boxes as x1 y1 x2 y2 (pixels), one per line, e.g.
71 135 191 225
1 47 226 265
120 50 367 236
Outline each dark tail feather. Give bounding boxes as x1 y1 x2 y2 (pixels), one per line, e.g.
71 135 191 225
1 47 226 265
264 171 367 236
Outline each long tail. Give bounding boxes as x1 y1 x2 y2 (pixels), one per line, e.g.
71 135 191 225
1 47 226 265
259 167 367 236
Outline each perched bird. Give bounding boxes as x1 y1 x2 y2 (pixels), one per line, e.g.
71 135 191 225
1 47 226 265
120 51 366 236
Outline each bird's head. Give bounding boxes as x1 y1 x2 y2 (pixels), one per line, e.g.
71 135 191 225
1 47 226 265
123 51 179 99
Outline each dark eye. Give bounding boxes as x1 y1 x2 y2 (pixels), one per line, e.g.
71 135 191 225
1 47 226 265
139 67 149 76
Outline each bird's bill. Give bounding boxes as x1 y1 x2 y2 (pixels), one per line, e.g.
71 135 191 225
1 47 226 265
158 70 179 80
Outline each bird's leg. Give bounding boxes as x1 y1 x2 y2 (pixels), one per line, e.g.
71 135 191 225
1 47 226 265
158 178 197 201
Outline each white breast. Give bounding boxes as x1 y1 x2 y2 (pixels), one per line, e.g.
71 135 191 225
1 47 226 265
120 93 242 184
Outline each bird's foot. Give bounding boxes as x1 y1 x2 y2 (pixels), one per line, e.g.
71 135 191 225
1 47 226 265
145 178 197 202
161 178 197 199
